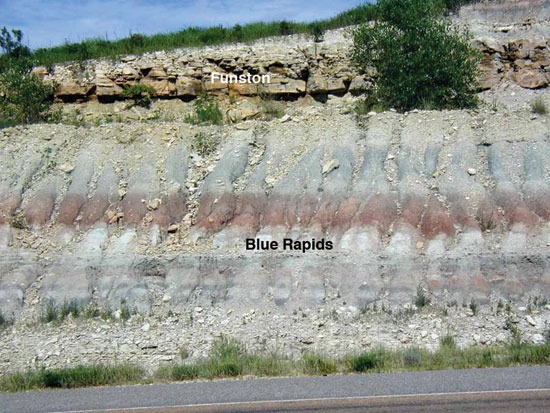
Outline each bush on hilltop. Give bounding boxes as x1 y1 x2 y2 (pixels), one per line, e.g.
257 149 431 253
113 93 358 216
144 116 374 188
0 27 55 127
351 0 481 112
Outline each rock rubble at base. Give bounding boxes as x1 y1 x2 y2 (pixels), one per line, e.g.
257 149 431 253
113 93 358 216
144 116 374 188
0 304 548 375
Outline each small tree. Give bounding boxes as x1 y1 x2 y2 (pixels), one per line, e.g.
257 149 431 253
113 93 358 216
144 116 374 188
0 27 54 127
351 0 480 112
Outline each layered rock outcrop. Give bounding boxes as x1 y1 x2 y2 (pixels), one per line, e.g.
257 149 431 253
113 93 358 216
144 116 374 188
37 2 550 104
1 105 549 320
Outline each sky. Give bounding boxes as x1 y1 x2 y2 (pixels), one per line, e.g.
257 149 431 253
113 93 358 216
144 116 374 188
1 0 368 50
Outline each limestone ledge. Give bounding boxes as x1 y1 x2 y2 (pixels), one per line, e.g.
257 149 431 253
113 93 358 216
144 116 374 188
34 32 550 103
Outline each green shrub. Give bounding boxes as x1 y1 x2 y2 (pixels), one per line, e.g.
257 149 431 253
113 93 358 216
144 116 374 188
351 0 480 112
204 336 245 378
347 350 384 372
279 21 292 36
186 92 223 125
119 302 135 321
233 24 243 42
0 28 54 127
121 84 156 108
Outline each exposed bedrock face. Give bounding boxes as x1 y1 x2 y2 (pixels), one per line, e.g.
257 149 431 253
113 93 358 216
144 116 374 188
1 112 550 319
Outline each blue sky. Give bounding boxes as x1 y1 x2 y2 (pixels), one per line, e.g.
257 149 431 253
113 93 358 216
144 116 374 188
0 0 368 49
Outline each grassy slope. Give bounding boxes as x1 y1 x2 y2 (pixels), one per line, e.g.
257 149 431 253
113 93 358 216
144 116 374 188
32 4 377 67
29 0 488 67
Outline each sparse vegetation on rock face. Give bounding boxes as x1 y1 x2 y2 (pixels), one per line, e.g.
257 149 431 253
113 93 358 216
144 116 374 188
193 131 219 156
121 84 156 108
351 0 480 112
414 286 431 309
185 92 223 125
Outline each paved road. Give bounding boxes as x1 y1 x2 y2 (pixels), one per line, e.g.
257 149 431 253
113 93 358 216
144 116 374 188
1 366 550 413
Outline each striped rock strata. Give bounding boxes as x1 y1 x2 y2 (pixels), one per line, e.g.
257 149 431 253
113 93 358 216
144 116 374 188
0 108 550 320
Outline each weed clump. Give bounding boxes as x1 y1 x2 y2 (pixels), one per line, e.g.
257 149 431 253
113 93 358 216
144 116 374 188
186 92 223 125
469 299 478 316
440 335 457 349
414 286 431 309
259 93 285 119
531 97 547 115
310 23 325 42
41 299 59 323
121 84 156 108
193 132 219 156
59 300 81 321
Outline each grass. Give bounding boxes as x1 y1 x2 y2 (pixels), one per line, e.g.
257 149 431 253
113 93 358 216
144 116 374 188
440 335 457 349
36 299 137 324
41 299 59 323
155 336 292 381
30 5 378 67
26 1 490 67
59 300 81 321
0 364 145 392
301 353 338 375
531 97 548 115
2 335 550 393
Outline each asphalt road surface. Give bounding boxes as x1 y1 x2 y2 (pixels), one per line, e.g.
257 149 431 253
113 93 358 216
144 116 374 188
1 366 550 413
